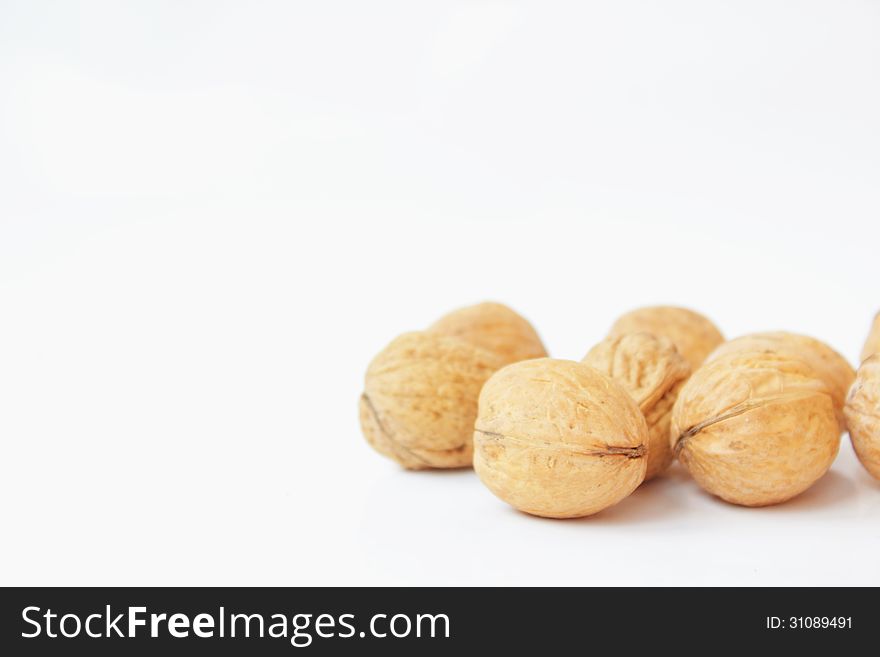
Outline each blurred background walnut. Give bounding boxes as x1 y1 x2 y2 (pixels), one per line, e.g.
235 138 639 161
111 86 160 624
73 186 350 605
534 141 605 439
608 305 723 371
428 301 547 366
844 355 880 480
671 348 840 506
360 332 502 469
473 358 647 518
582 332 690 480
862 311 880 363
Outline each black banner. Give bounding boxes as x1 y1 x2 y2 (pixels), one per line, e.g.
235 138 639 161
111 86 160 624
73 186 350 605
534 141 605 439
0 587 871 654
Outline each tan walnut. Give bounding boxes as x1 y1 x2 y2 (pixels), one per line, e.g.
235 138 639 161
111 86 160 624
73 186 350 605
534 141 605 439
608 306 723 371
428 301 547 366
844 355 880 480
671 349 840 507
360 332 503 469
706 331 854 429
582 332 690 481
861 311 880 363
473 358 648 518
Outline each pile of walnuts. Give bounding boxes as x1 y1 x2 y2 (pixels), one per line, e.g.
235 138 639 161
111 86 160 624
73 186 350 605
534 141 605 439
360 303 880 519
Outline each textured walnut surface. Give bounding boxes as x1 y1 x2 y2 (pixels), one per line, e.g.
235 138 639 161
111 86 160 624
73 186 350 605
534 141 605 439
473 358 647 518
862 312 880 363
671 350 840 506
609 305 723 371
360 331 503 469
707 331 854 428
428 301 547 366
582 332 690 480
844 355 880 480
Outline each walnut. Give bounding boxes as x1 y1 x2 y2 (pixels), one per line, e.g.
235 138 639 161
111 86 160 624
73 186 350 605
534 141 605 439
706 332 854 429
428 301 547 366
360 332 503 469
360 301 545 469
671 349 840 506
861 311 880 363
608 306 724 370
473 358 648 518
844 355 880 480
582 332 690 480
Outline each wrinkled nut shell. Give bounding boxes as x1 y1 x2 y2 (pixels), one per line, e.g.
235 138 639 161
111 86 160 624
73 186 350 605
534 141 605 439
671 351 840 506
844 355 880 480
428 301 547 366
609 306 723 370
707 332 854 429
862 312 880 363
360 331 503 469
473 358 648 518
582 332 690 480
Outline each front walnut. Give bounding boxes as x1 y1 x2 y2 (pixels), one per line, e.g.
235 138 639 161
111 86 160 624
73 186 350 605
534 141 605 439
582 332 690 480
473 358 648 518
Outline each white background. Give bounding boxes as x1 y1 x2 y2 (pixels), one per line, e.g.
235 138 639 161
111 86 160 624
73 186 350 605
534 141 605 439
1 1 879 586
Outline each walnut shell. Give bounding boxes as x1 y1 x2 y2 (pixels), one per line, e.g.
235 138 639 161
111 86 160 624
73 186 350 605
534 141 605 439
861 312 880 363
582 332 690 480
473 358 648 518
707 332 854 429
844 355 880 480
608 306 723 370
428 301 547 366
360 331 503 469
671 350 840 506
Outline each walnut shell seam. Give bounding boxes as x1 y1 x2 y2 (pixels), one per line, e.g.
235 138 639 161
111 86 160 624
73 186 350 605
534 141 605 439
360 393 468 467
475 428 646 459
673 390 828 456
